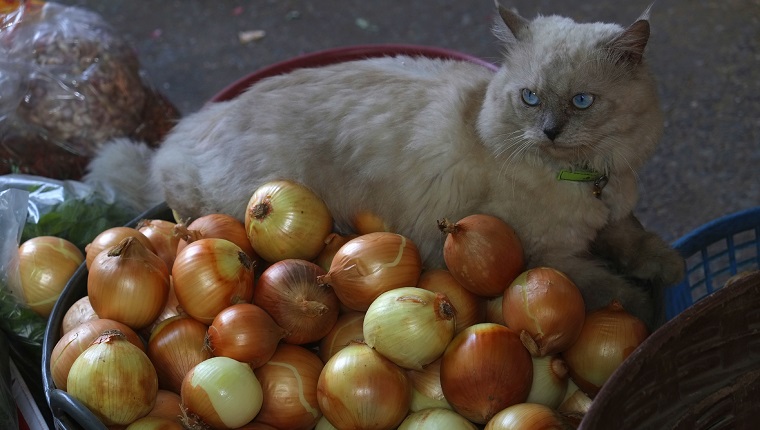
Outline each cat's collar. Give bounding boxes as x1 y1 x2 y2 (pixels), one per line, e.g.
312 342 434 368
556 168 609 198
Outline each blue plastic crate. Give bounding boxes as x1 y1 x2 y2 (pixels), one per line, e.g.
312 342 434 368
666 206 760 320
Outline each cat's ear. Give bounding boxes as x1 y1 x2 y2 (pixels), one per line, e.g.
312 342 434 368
606 5 653 65
492 1 529 45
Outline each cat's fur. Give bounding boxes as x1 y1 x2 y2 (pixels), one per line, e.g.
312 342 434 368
86 3 685 328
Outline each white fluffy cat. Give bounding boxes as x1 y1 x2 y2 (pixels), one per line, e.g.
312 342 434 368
86 2 685 328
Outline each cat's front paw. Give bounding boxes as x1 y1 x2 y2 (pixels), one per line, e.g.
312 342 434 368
627 239 686 288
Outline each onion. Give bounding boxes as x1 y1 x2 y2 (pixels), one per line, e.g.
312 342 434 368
254 259 339 345
147 315 213 394
61 296 99 335
485 295 506 325
180 356 263 430
525 354 569 409
502 267 585 356
253 344 324 430
174 213 257 262
16 236 84 317
313 232 357 273
142 279 182 338
317 342 411 430
417 268 486 333
67 330 158 426
146 390 183 424
125 416 184 430
484 403 570 430
138 218 181 272
85 226 155 269
363 287 456 370
399 408 478 429
172 238 254 324
50 318 144 391
206 303 287 368
440 323 533 424
406 357 452 412
88 237 171 330
562 300 649 397
351 210 392 235
437 214 525 297
318 311 365 363
318 232 422 311
245 180 333 263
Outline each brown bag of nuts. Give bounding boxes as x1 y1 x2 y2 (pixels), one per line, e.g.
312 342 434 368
0 1 180 180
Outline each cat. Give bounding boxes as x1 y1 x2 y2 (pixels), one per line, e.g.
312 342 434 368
85 2 685 329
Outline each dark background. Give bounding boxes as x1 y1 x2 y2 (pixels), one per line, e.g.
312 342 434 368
58 0 760 243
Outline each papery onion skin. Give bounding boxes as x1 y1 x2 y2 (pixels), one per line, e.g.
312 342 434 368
61 296 99 335
206 303 287 368
438 214 525 297
484 403 572 430
253 344 324 430
562 300 649 397
174 213 257 262
146 389 183 424
254 259 339 345
138 218 181 272
51 318 144 391
407 357 453 412
398 408 478 430
502 267 585 357
245 179 333 263
317 342 411 430
417 268 485 333
363 287 456 370
87 237 171 330
67 330 158 426
525 355 569 409
314 233 358 274
352 210 392 235
85 226 155 269
440 323 533 424
148 315 213 394
17 236 84 317
485 295 506 325
319 232 422 311
181 356 263 430
318 311 365 363
125 415 184 430
172 238 254 325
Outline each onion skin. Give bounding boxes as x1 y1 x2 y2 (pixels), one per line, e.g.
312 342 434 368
61 296 99 336
352 210 392 235
525 355 569 409
318 232 422 311
67 330 158 426
502 267 585 357
562 300 649 397
148 315 213 394
16 236 84 317
138 218 181 272
317 342 411 430
245 179 333 263
174 213 257 262
399 408 478 429
206 303 287 368
438 214 525 297
254 259 339 345
85 226 155 269
125 416 184 430
484 403 572 430
417 268 486 333
314 233 358 273
406 358 452 412
318 311 365 363
146 390 183 424
253 344 324 430
440 323 533 424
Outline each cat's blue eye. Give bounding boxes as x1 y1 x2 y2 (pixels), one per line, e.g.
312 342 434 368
521 89 540 106
572 93 595 109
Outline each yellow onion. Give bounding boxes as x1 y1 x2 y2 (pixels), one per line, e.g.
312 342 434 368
363 287 456 370
485 295 506 325
85 226 155 269
399 408 478 429
484 403 571 430
125 416 184 430
351 210 392 235
147 315 213 394
315 416 339 430
318 232 422 311
206 303 287 368
138 218 181 272
51 318 144 391
562 300 649 397
245 180 333 263
417 268 486 333
67 330 158 426
253 344 324 430
16 236 84 317
61 296 99 335
557 380 593 427
254 259 339 345
407 357 452 412
174 213 258 262
318 311 365 363
142 280 182 338
180 356 263 430
437 214 525 297
502 267 585 357
525 354 569 409
146 390 183 424
313 232 358 273
88 237 171 330
172 238 254 324
317 342 411 430
440 323 533 424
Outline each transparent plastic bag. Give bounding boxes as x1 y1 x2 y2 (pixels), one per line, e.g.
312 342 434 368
0 0 179 179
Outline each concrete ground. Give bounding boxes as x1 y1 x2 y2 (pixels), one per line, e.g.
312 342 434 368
60 0 760 245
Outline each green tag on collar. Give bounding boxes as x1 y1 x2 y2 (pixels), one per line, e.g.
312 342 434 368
557 169 602 182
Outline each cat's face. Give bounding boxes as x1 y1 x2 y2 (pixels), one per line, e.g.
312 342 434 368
479 13 664 176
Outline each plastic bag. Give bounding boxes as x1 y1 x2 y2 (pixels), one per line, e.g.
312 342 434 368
0 0 179 180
